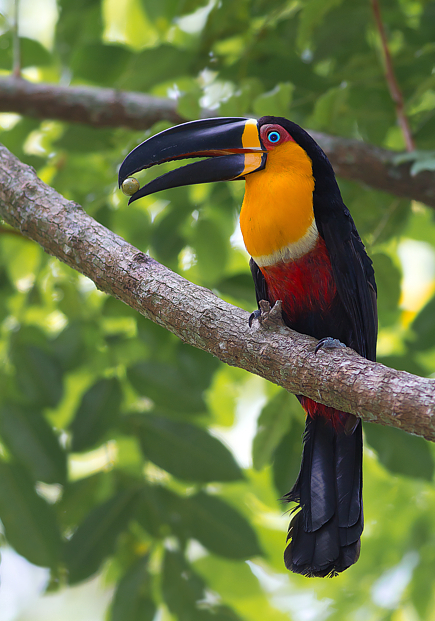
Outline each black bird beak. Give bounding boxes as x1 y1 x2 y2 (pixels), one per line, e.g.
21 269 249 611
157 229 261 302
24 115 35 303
118 117 266 204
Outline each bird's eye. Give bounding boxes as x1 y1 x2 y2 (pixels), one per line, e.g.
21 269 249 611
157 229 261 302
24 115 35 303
267 131 281 143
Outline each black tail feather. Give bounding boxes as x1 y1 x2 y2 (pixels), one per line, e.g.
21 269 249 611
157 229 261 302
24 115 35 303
284 416 363 577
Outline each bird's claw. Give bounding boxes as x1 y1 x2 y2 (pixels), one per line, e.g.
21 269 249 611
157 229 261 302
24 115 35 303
315 337 346 354
249 299 285 328
248 309 261 327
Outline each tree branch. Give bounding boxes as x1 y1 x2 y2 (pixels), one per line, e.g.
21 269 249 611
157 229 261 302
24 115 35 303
0 76 184 130
0 143 434 440
0 76 434 206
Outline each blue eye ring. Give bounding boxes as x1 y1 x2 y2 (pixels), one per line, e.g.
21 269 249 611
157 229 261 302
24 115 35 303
267 130 281 143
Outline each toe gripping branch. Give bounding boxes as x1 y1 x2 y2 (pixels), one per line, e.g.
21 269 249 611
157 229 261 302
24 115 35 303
249 300 285 328
314 337 347 354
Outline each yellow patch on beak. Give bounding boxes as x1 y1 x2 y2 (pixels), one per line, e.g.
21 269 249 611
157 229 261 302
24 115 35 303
239 119 264 177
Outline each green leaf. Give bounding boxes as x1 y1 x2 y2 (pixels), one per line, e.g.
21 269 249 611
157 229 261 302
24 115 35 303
128 414 243 482
272 417 305 498
2 234 41 286
0 462 61 568
112 203 152 253
52 322 86 371
0 35 52 69
0 403 66 484
162 550 241 621
177 87 202 120
364 423 434 481
135 485 188 539
393 150 435 176
308 85 353 135
162 550 206 619
371 253 401 325
70 378 122 452
176 343 219 394
64 489 138 584
410 294 435 351
110 555 156 621
142 0 208 23
55 126 116 153
296 0 344 50
253 83 294 119
192 216 229 284
11 344 63 408
150 205 188 265
56 472 114 530
376 354 426 377
216 273 257 307
252 390 293 471
127 359 208 414
121 45 194 91
183 491 262 559
71 43 132 84
55 0 103 57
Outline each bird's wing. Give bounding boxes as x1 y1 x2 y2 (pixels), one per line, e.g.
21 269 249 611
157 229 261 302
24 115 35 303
249 257 269 306
316 202 378 361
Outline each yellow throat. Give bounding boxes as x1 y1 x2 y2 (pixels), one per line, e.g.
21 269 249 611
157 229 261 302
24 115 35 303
239 140 318 267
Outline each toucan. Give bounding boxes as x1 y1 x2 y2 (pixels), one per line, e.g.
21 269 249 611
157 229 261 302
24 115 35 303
118 117 378 577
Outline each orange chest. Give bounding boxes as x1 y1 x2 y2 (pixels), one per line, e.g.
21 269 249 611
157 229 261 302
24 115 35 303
239 141 316 264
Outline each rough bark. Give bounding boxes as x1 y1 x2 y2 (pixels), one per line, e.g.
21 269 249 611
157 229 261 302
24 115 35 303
0 76 434 207
0 143 434 441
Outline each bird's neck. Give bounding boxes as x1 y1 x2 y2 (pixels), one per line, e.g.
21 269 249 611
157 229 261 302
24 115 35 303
239 141 318 267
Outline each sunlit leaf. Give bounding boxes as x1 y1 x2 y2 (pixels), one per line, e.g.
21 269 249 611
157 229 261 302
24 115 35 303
410 294 435 351
0 35 52 69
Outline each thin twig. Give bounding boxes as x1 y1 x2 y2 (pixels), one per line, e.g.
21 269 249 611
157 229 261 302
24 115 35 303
12 0 20 78
371 0 415 152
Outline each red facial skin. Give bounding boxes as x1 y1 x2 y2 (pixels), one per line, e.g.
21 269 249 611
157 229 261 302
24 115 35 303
259 124 296 150
259 232 348 425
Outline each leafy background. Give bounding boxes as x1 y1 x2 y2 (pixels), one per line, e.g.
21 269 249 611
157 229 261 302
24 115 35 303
1 0 435 619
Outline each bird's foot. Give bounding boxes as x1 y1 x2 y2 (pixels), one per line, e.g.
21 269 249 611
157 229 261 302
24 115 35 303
249 299 285 328
315 336 347 354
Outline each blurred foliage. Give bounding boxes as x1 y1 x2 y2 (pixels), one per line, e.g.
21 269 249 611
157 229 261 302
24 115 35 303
1 0 435 619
